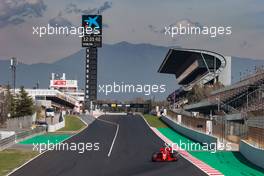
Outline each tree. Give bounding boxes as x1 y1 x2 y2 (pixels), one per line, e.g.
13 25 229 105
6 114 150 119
0 88 7 123
4 85 17 117
4 85 17 118
16 86 34 117
0 85 16 123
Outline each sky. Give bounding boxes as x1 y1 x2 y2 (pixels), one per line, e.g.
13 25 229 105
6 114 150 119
0 0 264 64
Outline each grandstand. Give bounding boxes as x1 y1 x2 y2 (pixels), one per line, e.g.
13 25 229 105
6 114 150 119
159 48 231 108
159 48 264 148
159 48 230 91
190 69 264 116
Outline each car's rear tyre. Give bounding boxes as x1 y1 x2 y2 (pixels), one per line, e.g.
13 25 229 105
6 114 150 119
172 153 178 160
152 152 158 162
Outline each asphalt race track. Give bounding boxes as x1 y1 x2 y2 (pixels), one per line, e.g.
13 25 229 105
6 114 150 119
11 115 206 176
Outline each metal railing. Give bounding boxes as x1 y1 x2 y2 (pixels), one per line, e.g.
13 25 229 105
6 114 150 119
211 68 264 95
243 87 264 113
219 101 240 114
0 126 46 151
0 134 16 151
16 126 46 141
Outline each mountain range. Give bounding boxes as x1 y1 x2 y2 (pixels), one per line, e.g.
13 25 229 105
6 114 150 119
0 42 264 100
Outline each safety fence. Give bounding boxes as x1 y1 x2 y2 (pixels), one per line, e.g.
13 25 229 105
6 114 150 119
169 110 249 145
161 115 218 147
212 119 247 144
246 126 264 149
16 126 46 141
168 110 206 133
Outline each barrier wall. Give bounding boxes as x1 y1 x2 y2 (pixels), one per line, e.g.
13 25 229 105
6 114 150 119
16 126 46 141
7 115 33 129
161 116 218 147
240 140 264 169
48 121 65 132
0 131 15 140
0 127 46 150
0 134 15 151
79 114 95 125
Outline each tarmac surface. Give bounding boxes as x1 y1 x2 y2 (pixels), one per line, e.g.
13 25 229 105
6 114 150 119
10 115 206 176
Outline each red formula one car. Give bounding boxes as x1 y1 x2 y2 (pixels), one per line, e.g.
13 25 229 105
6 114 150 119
152 147 179 162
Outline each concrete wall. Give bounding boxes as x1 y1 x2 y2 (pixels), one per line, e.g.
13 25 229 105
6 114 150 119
0 134 16 151
79 114 95 125
161 116 218 147
240 140 264 169
7 115 33 129
0 131 15 140
48 120 65 132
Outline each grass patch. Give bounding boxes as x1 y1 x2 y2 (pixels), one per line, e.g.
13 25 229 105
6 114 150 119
143 114 168 128
58 115 86 132
0 149 38 176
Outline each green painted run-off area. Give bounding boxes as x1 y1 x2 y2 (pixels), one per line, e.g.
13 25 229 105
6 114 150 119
19 134 71 145
158 127 264 176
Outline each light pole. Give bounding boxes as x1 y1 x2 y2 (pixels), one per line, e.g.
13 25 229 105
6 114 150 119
173 91 176 110
216 97 225 143
10 57 17 118
10 57 17 94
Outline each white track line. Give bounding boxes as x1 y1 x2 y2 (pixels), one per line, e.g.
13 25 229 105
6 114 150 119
139 114 223 176
96 118 117 125
7 119 89 176
96 118 119 157
107 124 119 157
7 151 46 176
79 116 88 126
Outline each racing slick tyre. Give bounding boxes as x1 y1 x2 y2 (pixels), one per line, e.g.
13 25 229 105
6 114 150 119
172 152 178 161
152 152 158 162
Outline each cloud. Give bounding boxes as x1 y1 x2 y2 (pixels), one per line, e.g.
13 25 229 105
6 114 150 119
0 0 47 28
57 1 112 28
172 19 202 28
65 3 97 14
64 1 112 15
64 3 81 14
49 12 72 27
98 1 112 13
148 19 203 34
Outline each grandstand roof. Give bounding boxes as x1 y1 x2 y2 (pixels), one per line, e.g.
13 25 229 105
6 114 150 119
158 48 222 86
